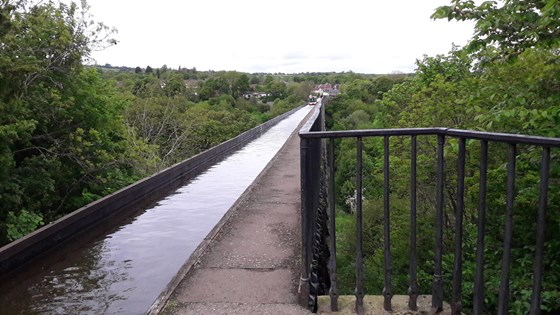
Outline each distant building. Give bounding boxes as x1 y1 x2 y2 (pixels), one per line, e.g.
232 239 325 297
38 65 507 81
184 80 199 89
243 92 269 99
313 83 340 97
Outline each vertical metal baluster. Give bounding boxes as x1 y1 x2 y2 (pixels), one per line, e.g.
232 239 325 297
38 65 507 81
309 139 320 311
452 138 466 315
355 137 365 314
383 136 393 311
432 134 445 312
529 147 550 315
473 140 488 315
409 136 418 311
328 138 339 311
299 138 311 308
498 143 516 315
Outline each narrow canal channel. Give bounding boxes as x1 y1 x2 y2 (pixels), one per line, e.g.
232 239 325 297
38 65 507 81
0 106 312 315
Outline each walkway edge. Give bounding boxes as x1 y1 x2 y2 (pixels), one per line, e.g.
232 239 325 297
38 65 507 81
146 107 313 315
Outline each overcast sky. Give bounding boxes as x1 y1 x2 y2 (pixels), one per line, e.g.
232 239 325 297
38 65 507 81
84 0 475 74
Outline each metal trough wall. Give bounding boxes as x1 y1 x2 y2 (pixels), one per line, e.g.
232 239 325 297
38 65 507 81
0 106 302 274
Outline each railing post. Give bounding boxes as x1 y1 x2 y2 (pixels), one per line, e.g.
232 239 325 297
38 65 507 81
308 138 324 312
310 137 331 302
473 140 488 315
299 137 311 309
452 138 466 315
355 137 365 314
432 134 445 312
408 135 418 311
529 147 550 315
383 136 393 311
328 138 339 311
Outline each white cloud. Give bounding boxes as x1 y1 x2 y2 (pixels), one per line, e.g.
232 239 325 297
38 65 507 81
85 0 474 73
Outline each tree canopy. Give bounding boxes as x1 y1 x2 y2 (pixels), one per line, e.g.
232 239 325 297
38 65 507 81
328 1 560 313
0 0 144 242
432 0 560 59
0 0 314 245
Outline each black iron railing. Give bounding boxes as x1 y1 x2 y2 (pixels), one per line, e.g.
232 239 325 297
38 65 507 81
298 104 560 314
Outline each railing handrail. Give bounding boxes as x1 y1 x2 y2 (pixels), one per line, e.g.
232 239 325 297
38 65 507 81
301 127 560 147
298 101 557 314
299 101 323 133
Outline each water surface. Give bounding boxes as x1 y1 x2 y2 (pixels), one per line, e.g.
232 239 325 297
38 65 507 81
0 106 311 315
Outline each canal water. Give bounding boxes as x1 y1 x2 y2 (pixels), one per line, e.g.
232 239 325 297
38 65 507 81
0 106 311 315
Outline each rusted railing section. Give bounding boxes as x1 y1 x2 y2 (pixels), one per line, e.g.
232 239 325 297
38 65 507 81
298 101 330 312
298 103 559 314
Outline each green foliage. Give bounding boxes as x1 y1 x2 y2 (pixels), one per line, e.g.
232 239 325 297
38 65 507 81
328 10 560 312
472 49 560 136
0 0 144 244
432 0 560 60
0 0 322 248
163 73 187 97
184 104 257 150
6 210 44 241
266 96 300 118
265 79 288 101
196 71 251 100
1 48 312 247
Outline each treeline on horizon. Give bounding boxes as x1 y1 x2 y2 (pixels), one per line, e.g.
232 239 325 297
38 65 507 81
326 0 559 314
0 0 403 247
96 63 399 79
0 0 390 246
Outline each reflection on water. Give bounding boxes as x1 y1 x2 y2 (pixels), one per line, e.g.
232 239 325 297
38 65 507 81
0 107 311 315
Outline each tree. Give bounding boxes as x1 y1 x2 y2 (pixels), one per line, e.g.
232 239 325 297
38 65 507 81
290 80 314 101
0 2 15 37
145 65 153 74
163 72 186 97
326 8 560 309
135 66 142 74
125 95 190 167
264 78 287 100
220 71 249 98
342 79 376 103
197 76 227 100
132 75 163 97
432 0 560 59
371 75 404 99
0 0 152 245
249 76 260 85
236 73 250 96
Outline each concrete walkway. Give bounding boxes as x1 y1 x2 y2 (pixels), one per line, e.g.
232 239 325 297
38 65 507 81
159 127 312 315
